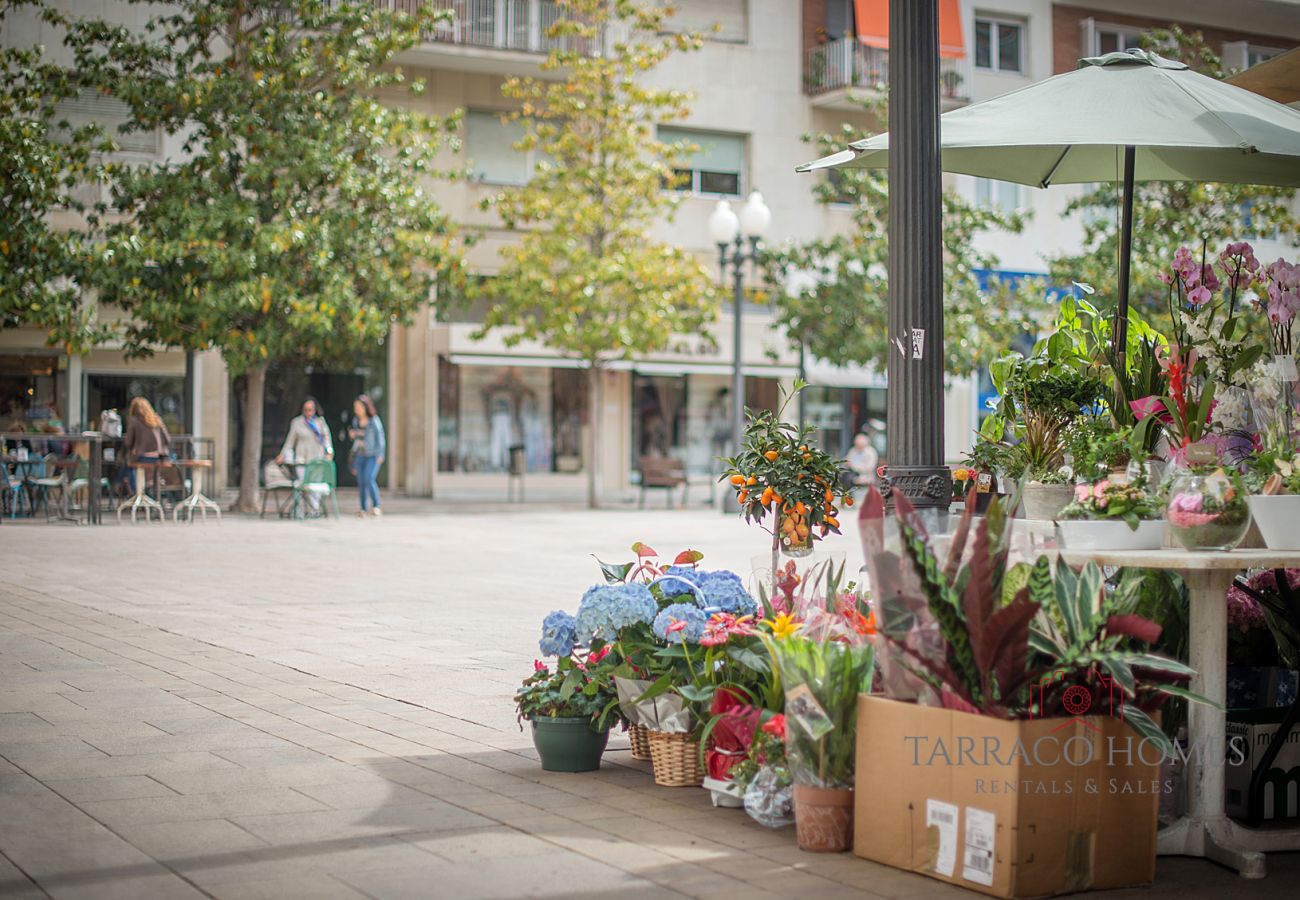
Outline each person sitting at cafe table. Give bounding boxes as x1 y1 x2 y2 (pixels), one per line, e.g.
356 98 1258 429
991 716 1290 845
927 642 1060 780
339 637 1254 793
123 396 171 493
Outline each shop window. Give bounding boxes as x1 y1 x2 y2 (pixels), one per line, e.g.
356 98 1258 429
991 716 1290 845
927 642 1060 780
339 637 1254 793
552 368 587 473
658 127 745 197
85 373 184 435
436 361 555 473
1 354 66 432
974 17 1024 74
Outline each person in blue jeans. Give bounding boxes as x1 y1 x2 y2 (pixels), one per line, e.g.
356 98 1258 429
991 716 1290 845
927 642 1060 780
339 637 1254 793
350 394 385 517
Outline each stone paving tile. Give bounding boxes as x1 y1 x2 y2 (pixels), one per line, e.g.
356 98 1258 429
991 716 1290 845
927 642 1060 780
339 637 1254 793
44 775 178 803
77 787 330 827
204 874 369 900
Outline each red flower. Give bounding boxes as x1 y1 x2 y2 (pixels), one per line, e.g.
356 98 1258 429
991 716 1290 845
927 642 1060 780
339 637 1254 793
665 618 687 634
533 660 547 673
588 645 611 664
761 714 786 739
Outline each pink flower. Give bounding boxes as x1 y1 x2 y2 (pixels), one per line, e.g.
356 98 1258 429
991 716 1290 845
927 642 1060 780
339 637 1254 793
1169 492 1205 514
1130 396 1171 424
1092 480 1111 499
1074 484 1091 503
534 660 547 673
665 618 687 634
588 645 611 664
698 622 729 647
1187 285 1212 306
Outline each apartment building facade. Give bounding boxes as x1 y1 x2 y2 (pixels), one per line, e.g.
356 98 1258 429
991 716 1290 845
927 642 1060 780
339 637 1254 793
4 0 1298 498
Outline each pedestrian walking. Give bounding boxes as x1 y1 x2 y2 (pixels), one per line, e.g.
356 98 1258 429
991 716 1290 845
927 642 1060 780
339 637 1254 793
350 394 385 517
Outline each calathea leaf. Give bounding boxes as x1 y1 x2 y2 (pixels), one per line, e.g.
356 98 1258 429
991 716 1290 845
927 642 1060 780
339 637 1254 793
594 556 633 584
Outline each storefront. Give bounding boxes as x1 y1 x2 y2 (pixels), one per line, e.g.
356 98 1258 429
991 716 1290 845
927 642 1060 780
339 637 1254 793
85 373 185 434
436 355 588 474
0 351 68 432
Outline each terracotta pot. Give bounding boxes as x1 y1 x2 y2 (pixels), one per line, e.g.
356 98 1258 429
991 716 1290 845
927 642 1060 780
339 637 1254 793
793 784 853 852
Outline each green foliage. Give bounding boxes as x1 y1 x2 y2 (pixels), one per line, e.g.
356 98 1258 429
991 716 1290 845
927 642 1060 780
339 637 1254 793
1066 416 1134 484
515 655 617 728
763 96 1050 375
763 633 873 788
1058 478 1162 529
0 0 112 351
67 0 460 373
1048 31 1299 321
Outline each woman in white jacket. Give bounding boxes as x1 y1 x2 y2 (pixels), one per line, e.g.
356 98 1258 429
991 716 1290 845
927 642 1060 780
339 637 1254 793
264 398 333 507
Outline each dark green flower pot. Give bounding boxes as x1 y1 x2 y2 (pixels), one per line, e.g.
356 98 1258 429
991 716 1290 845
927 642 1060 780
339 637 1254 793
530 716 609 772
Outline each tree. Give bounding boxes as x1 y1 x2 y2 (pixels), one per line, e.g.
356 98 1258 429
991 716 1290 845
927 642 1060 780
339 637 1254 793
474 0 717 509
0 0 111 352
66 0 461 510
1047 27 1299 319
764 102 1046 378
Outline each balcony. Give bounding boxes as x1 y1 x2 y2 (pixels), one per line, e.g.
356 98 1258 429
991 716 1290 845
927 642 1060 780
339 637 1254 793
804 38 971 112
376 0 600 75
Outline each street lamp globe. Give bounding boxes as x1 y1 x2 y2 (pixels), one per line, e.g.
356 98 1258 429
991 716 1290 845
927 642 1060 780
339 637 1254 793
739 190 771 239
708 199 739 246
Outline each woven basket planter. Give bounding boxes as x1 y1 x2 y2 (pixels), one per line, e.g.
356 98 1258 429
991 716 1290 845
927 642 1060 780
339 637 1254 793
628 723 652 761
647 730 704 787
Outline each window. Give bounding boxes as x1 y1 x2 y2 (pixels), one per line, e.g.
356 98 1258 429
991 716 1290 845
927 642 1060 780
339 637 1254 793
658 127 744 197
1094 25 1142 56
974 17 1024 74
464 110 553 185
661 0 748 44
974 177 1019 213
53 88 158 156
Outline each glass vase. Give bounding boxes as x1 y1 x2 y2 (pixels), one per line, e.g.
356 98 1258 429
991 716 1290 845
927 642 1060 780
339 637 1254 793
1165 469 1251 551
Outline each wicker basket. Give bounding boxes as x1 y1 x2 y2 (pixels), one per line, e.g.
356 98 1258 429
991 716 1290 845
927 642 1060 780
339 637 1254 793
647 730 705 787
628 723 652 761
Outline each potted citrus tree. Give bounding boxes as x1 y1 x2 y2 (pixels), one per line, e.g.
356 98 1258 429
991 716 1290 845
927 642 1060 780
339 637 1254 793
720 384 849 595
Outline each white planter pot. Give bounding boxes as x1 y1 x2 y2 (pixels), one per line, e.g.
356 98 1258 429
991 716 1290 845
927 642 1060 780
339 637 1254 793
1247 495 1300 550
1056 519 1165 550
1021 482 1075 521
702 776 745 808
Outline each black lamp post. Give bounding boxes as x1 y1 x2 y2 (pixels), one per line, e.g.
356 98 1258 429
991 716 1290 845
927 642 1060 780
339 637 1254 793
882 0 951 512
708 190 771 513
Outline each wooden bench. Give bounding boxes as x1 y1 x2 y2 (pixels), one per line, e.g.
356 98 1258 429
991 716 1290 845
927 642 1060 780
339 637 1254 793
639 455 688 508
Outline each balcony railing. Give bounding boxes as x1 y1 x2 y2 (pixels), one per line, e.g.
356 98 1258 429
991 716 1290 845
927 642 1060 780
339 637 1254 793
804 38 971 103
374 0 599 55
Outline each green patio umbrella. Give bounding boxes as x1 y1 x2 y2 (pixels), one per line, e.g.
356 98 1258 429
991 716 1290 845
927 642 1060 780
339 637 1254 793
798 49 1300 356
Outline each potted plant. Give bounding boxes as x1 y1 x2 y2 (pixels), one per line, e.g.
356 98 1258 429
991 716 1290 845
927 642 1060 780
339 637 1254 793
1167 462 1251 550
763 630 873 853
1056 475 1165 549
720 383 849 591
515 646 617 773
1246 445 1300 550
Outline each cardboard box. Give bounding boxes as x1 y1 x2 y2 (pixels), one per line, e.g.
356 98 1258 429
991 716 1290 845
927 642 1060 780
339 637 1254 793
854 696 1161 899
1225 708 1300 821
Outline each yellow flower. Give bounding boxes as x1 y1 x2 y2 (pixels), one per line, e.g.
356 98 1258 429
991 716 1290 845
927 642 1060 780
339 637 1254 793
763 613 800 640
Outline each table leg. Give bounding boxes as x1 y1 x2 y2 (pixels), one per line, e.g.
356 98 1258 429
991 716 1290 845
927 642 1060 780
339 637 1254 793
1157 569 1266 878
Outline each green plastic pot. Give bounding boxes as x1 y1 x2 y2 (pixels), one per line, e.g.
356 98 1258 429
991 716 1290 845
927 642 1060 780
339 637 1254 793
530 716 609 772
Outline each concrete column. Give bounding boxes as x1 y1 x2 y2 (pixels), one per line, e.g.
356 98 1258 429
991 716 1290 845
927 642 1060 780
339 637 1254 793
395 309 437 498
885 0 951 510
66 354 83 430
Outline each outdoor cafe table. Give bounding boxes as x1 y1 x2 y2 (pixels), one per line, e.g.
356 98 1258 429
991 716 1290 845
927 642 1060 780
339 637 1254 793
1057 547 1300 879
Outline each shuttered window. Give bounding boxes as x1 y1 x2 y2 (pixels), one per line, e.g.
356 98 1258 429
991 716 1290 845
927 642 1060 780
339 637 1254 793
53 88 158 156
662 0 748 44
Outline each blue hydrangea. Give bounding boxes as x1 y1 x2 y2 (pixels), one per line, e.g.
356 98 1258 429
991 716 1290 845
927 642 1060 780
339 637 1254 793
652 603 708 644
695 570 757 617
538 609 577 657
657 565 702 598
574 583 657 642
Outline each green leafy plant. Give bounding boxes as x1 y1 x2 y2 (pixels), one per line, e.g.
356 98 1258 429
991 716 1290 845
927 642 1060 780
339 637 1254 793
1066 416 1134 485
861 488 1206 755
761 633 873 789
515 653 618 729
1058 478 1162 529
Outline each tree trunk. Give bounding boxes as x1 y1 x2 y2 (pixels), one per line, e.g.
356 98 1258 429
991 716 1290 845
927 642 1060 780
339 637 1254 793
234 362 267 513
586 364 601 510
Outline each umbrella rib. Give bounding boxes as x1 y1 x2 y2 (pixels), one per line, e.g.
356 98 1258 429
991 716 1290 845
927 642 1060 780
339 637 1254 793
1039 146 1072 188
1165 74 1259 152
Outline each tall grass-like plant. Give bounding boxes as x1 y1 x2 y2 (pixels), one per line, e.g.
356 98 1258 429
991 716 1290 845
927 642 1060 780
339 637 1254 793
762 634 873 789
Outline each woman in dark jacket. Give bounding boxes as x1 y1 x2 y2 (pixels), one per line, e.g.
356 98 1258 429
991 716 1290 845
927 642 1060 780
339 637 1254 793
123 397 171 493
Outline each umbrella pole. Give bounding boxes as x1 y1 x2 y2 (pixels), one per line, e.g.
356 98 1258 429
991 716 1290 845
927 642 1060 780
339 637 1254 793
1115 144 1136 371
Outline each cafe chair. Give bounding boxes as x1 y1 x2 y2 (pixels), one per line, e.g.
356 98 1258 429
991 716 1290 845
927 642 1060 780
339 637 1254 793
291 458 340 520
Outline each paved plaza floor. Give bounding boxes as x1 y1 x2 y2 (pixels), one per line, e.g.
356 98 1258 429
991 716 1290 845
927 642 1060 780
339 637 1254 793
1 504 1297 899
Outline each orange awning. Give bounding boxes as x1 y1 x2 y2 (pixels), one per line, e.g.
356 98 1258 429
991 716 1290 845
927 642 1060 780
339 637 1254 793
854 0 966 59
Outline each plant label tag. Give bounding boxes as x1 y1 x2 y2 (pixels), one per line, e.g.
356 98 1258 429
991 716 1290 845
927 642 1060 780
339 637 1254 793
912 328 926 360
1277 355 1298 383
784 683 834 740
962 806 996 886
926 799 958 877
976 472 993 494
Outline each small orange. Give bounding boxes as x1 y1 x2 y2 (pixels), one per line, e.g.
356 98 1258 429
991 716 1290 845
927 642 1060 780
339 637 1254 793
729 473 745 485
826 515 839 528
844 496 855 507
772 493 783 506
737 489 748 503
796 524 810 539
764 450 779 462
746 475 757 485
794 501 806 516
825 488 834 503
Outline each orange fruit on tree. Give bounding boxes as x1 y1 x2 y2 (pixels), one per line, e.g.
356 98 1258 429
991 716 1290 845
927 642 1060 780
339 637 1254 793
796 524 810 539
844 496 855 507
794 501 806 516
826 515 839 528
746 475 757 485
729 474 745 485
737 490 748 503
764 450 779 462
